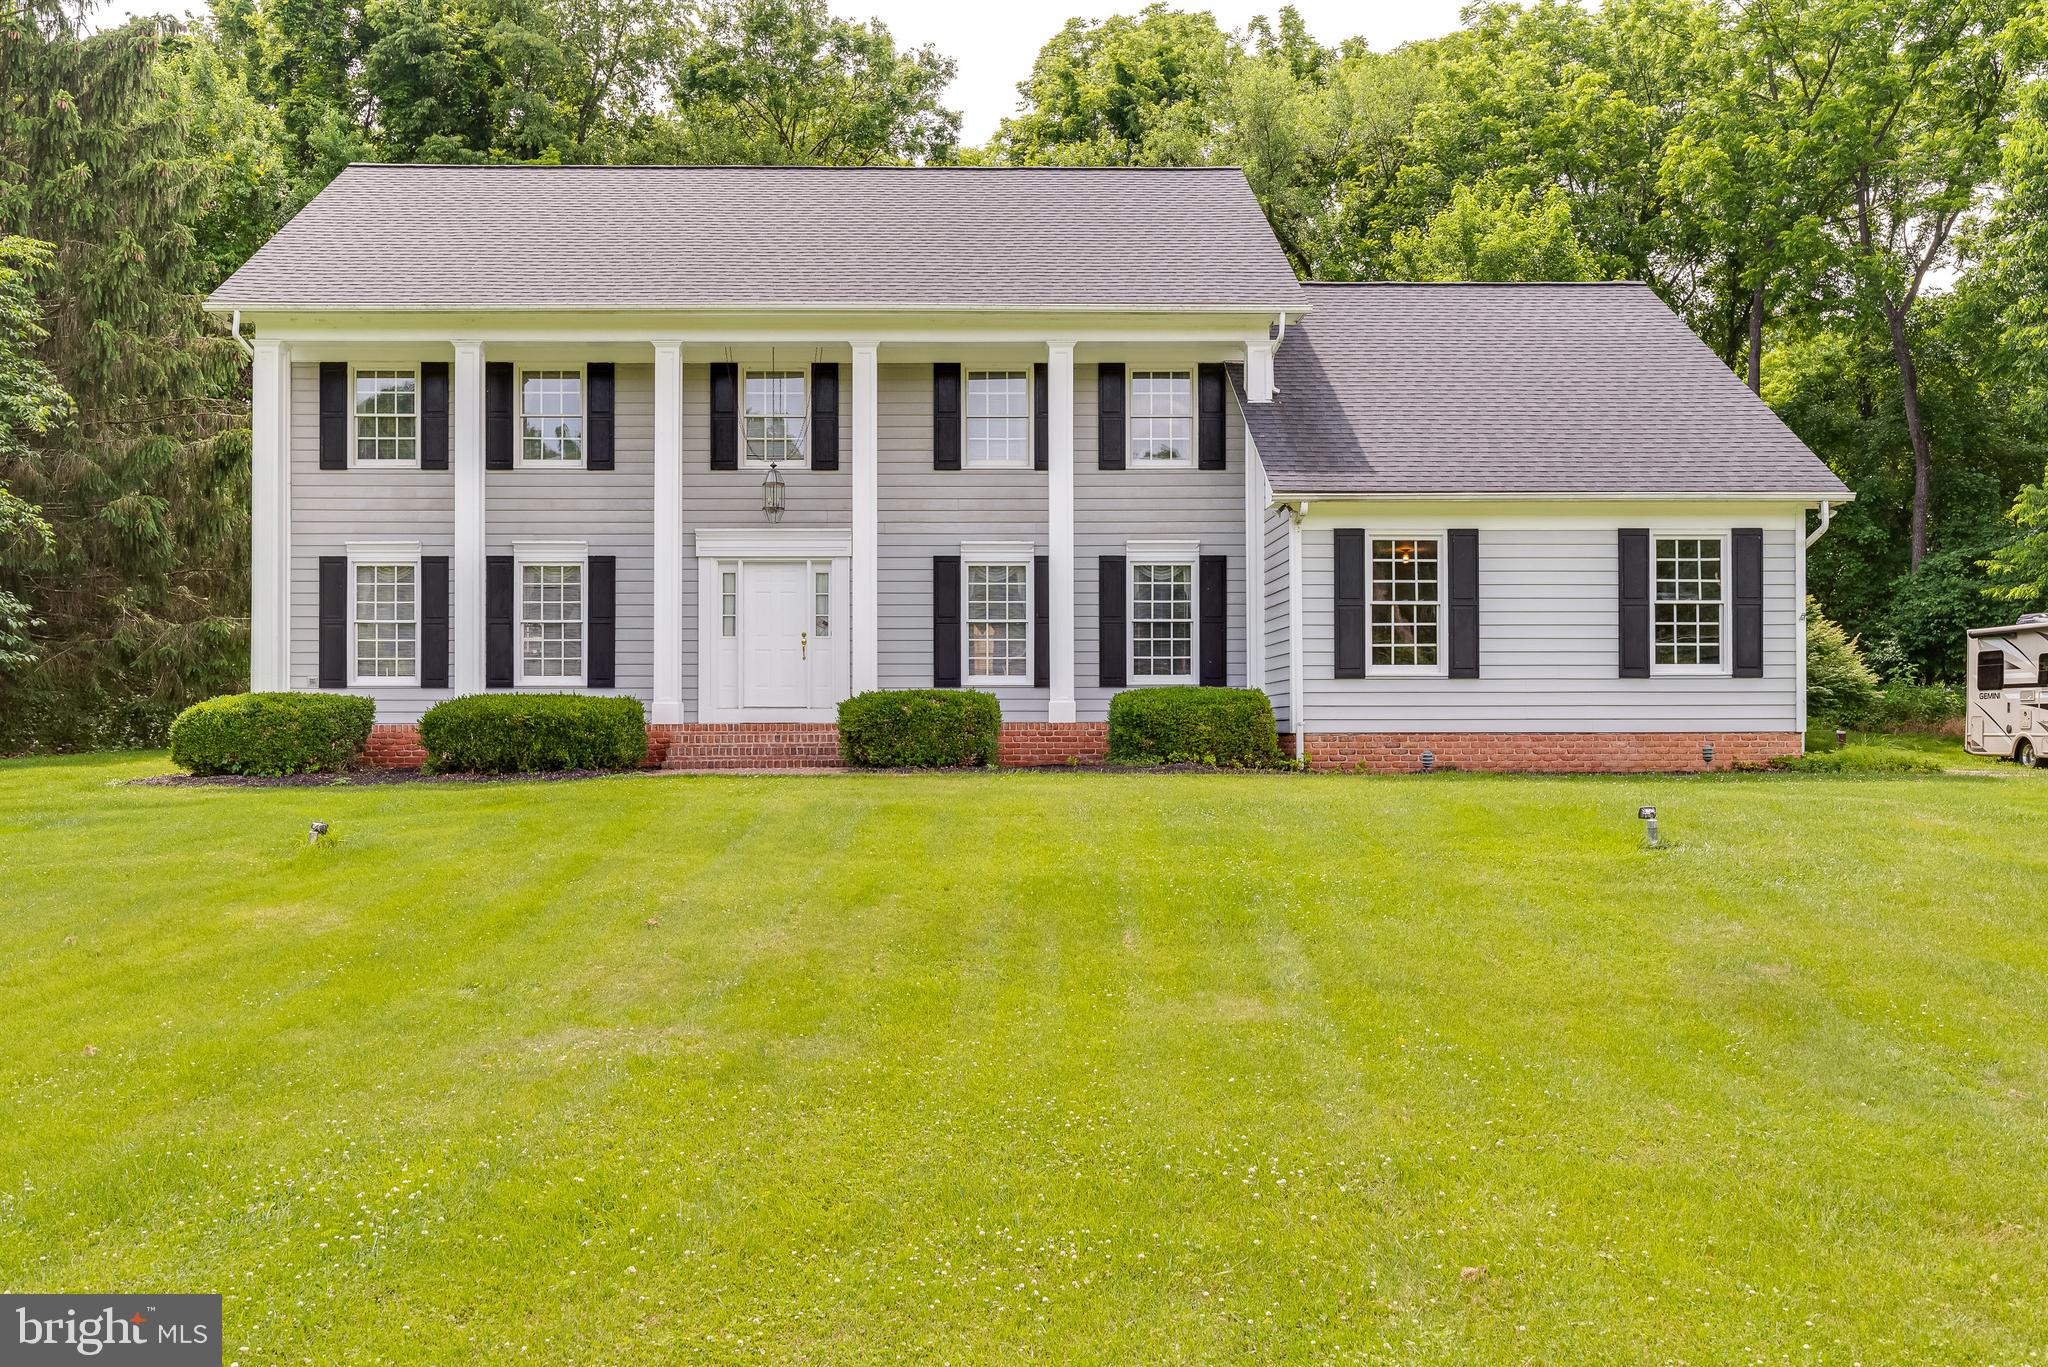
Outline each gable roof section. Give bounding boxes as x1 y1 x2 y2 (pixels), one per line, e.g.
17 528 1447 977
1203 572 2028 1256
1240 282 1849 498
208 165 1305 313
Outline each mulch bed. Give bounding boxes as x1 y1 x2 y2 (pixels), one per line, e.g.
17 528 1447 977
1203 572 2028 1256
129 767 639 788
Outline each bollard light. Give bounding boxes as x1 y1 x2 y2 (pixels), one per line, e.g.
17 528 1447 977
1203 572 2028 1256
1835 728 1847 749
1420 749 1435 773
1701 743 1714 766
1638 805 1659 846
309 820 329 846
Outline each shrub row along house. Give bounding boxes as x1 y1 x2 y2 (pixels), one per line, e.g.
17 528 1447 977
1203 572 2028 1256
209 165 1849 771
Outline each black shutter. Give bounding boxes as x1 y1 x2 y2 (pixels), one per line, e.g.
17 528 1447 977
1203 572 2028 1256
1198 363 1226 470
318 362 347 469
485 361 514 470
810 362 839 471
1731 527 1763 678
1099 555 1127 688
485 555 514 687
933 363 961 470
1098 363 1125 470
1199 554 1227 686
1980 650 2006 692
1618 528 1651 678
1033 362 1049 472
317 555 347 686
1448 529 1479 679
1034 554 1050 688
586 362 615 471
420 362 449 471
933 555 961 688
1333 529 1366 679
710 362 738 470
420 555 450 688
587 555 615 688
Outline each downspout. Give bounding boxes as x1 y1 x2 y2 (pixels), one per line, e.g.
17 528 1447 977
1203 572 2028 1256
229 309 254 359
1804 499 1833 550
1273 311 1288 349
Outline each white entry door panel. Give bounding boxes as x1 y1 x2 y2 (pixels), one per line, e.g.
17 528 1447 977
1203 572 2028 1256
742 561 809 709
700 551 852 721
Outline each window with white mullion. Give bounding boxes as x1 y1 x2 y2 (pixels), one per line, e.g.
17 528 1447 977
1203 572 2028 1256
519 369 585 464
1654 536 1724 669
1131 562 1194 680
351 562 418 682
1129 371 1193 465
353 369 418 464
1370 538 1440 669
743 370 807 465
965 562 1029 681
519 562 584 682
965 371 1030 467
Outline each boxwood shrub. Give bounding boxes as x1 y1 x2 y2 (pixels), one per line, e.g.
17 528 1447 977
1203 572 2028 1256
418 694 647 773
838 689 1001 768
1108 686 1282 767
168 692 375 776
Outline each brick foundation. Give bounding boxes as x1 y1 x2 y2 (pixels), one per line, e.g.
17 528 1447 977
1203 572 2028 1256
997 722 1110 767
362 723 427 768
1301 731 1803 774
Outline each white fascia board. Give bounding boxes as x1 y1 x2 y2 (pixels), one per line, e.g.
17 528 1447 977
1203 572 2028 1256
1273 489 1853 506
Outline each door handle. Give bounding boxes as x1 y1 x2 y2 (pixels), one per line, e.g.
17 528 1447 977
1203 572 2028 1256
800 630 808 660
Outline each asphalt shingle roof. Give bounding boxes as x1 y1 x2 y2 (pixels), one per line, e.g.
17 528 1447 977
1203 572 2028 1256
1240 283 1849 498
208 165 1305 312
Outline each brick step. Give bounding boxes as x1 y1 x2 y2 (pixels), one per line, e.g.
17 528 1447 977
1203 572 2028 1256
659 725 846 771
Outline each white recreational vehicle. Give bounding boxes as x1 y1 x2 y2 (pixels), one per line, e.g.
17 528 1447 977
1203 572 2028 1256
1965 615 2048 765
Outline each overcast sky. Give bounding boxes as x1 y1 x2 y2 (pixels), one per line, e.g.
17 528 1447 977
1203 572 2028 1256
91 0 1470 144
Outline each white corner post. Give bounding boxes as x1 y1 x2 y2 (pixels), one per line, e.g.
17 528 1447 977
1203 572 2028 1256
851 341 881 695
249 337 291 690
1287 507 1306 762
451 341 487 692
651 341 685 723
1047 340 1077 722
1245 437 1266 694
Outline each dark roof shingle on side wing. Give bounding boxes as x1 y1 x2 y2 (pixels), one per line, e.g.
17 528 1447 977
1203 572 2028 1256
209 164 1304 312
1240 283 1849 497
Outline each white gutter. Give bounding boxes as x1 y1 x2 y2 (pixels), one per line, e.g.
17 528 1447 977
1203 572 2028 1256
1804 498 1834 549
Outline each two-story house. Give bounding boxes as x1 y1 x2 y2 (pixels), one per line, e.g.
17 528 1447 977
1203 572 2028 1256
208 164 1848 771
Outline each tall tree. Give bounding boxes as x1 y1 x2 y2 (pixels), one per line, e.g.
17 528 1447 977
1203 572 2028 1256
0 3 250 748
1389 180 1607 282
0 236 65 678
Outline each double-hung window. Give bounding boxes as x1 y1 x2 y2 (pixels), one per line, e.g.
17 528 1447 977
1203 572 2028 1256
353 369 418 465
1131 561 1194 680
351 562 418 683
1129 370 1193 466
520 369 585 464
1371 538 1440 669
965 371 1030 467
520 561 585 684
965 561 1029 682
744 370 807 466
1654 536 1724 671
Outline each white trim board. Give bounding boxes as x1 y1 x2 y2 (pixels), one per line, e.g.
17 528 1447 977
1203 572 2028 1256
694 527 854 561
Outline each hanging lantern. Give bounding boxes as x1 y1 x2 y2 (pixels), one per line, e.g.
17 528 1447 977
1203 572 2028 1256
761 462 785 524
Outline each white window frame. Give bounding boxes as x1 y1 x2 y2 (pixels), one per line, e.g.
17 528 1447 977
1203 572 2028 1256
1367 532 1448 677
515 363 589 468
1126 367 1196 470
348 365 422 469
963 369 1033 470
961 541 1035 687
513 542 589 688
345 541 422 687
741 366 809 468
1126 539 1198 685
1650 531 1732 678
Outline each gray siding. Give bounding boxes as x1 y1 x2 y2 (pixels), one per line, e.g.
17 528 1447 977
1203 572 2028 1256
1262 505 1293 729
678 362 852 714
287 361 455 722
1298 523 1802 732
487 363 655 706
1075 364 1248 720
876 363 1049 717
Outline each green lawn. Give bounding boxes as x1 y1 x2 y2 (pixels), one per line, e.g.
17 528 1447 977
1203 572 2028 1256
4 754 2047 1364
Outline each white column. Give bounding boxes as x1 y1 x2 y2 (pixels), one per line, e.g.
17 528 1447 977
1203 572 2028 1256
652 341 685 723
1047 340 1077 722
851 341 880 694
451 341 486 692
1287 510 1306 761
1246 436 1266 694
1246 341 1275 402
249 338 290 690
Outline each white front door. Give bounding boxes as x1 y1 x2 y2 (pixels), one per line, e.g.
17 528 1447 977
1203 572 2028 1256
742 561 810 708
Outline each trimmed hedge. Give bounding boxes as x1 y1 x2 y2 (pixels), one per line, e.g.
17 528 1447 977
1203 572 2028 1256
418 693 647 773
1108 686 1282 767
168 692 375 776
839 689 1000 768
